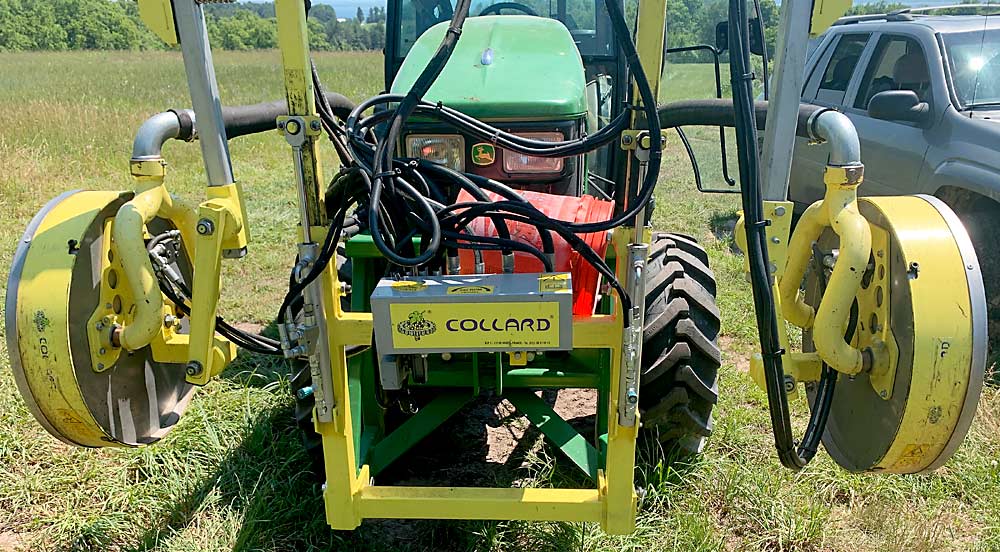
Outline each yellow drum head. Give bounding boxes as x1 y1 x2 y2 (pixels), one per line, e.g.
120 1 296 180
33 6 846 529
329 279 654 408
806 195 987 473
6 190 195 447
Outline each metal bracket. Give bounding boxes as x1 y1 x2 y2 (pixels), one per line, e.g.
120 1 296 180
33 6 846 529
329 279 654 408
619 130 668 151
617 243 649 427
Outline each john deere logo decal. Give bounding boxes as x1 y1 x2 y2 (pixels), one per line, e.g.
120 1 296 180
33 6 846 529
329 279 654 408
396 310 437 341
472 143 496 166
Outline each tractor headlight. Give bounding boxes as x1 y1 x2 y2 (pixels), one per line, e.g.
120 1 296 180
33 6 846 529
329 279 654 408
405 134 465 172
503 132 564 174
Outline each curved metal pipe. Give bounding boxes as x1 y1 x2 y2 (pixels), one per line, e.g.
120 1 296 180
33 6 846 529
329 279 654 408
132 111 189 161
807 110 861 167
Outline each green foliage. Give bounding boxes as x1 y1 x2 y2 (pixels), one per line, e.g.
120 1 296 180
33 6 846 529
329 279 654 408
846 1 908 16
0 0 385 51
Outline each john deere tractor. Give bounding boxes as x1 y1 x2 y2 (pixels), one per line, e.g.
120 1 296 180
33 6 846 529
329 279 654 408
6 0 989 534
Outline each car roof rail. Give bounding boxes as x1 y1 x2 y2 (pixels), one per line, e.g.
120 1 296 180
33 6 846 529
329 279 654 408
832 13 913 26
889 4 997 15
832 4 998 26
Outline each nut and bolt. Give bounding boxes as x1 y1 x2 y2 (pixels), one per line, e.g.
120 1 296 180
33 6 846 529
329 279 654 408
185 361 204 377
164 314 177 328
626 388 639 405
285 119 301 135
196 218 215 236
309 120 322 131
783 375 796 393
621 134 634 146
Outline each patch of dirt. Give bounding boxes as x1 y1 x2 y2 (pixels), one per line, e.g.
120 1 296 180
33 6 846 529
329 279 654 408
0 532 26 552
719 335 750 372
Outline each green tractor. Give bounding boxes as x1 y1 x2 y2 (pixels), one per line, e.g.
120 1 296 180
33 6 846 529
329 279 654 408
7 0 988 534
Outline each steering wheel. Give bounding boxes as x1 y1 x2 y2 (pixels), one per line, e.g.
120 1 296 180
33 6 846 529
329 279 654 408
479 2 538 16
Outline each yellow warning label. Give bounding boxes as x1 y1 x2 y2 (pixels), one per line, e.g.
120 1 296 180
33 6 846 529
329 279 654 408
446 285 494 295
389 301 561 350
538 274 571 293
391 280 427 292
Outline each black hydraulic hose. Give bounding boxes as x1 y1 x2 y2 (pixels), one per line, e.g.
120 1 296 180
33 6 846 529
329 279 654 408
753 0 770 100
368 0 471 266
728 0 835 470
219 92 356 139
656 99 824 136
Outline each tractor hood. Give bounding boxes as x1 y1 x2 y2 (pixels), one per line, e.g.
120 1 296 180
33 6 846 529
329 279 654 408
390 16 588 120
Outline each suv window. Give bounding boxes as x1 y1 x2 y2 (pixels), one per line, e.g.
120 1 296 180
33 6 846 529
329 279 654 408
814 33 870 104
854 35 931 109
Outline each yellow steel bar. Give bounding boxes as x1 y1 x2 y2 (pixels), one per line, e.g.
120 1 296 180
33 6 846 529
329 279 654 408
599 228 637 534
572 315 620 348
631 0 666 104
275 0 325 225
358 486 603 522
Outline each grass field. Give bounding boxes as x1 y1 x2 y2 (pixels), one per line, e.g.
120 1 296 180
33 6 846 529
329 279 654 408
0 51 998 552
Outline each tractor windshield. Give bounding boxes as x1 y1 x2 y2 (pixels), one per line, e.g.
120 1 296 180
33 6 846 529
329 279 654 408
394 0 617 59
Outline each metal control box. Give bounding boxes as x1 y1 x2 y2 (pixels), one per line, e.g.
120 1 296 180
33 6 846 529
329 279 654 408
371 273 574 354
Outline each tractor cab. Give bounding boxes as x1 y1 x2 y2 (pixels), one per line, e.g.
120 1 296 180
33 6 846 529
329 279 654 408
385 0 628 196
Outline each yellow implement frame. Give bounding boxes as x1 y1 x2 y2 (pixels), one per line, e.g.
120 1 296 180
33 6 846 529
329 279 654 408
269 0 647 531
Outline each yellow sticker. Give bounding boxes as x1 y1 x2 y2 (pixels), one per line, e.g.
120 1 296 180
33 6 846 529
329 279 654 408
389 301 560 350
391 280 427 292
538 274 571 293
447 285 495 295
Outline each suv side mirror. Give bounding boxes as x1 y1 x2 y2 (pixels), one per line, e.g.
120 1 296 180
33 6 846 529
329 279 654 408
715 19 764 55
868 90 930 123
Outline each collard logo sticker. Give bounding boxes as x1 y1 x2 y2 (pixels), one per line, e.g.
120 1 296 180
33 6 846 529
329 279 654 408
472 143 496 166
446 285 494 295
396 310 437 341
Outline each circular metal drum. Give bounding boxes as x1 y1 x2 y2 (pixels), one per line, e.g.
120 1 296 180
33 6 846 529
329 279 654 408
6 190 194 447
806 195 987 473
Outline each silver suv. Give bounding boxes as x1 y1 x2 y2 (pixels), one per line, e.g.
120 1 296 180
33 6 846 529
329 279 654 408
790 9 1000 358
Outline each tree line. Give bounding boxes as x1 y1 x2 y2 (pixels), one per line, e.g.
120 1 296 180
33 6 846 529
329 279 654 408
0 0 919 53
0 0 385 51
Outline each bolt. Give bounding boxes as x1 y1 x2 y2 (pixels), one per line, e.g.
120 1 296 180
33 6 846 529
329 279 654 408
99 347 106 355
285 119 301 135
771 236 780 244
296 386 314 400
277 121 285 130
441 352 452 361
526 352 536 362
196 218 215 236
185 361 203 377
621 134 634 146
879 390 888 399
310 120 322 131
774 206 787 216
164 314 176 328
513 351 522 360
96 321 105 331
783 375 796 393
626 388 639 404
97 363 105 371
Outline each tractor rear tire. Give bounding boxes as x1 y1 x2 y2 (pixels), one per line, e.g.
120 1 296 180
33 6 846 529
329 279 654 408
639 232 722 456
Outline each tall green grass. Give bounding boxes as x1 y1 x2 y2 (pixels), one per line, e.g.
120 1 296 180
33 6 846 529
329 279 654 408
0 51 997 551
